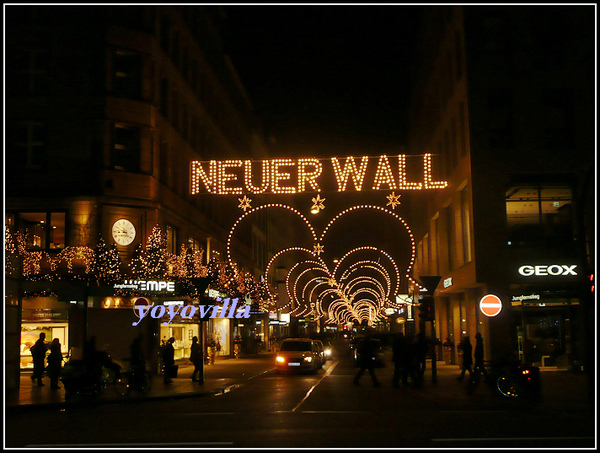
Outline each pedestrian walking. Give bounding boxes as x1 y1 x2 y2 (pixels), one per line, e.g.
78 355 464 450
353 334 382 387
47 338 63 389
30 332 47 386
473 332 490 381
190 336 203 383
162 337 175 384
457 336 473 381
392 333 410 387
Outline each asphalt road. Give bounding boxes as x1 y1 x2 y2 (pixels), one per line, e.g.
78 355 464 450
4 340 596 449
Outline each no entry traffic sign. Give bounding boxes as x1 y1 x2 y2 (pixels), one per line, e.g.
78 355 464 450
479 294 503 317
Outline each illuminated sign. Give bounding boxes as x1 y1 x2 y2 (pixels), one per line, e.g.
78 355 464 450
443 277 453 288
518 265 578 277
190 154 448 195
479 294 503 317
511 294 541 302
114 280 176 292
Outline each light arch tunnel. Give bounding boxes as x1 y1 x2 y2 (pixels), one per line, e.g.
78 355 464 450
226 204 423 325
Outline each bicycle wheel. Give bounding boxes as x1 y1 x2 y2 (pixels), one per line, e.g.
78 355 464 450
497 374 520 398
114 374 130 397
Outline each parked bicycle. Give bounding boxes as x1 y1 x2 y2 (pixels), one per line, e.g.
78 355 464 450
114 359 152 397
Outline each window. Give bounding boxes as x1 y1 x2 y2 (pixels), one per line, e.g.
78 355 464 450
459 101 467 157
159 141 171 186
160 78 169 117
7 121 47 168
8 47 49 93
506 183 573 251
113 50 142 98
16 211 66 250
460 186 472 264
112 123 141 173
455 31 463 80
166 225 177 254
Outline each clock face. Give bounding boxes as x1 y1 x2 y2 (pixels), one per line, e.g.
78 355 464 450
112 219 136 246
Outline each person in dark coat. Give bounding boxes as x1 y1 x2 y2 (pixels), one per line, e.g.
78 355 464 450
130 334 146 383
473 332 490 381
413 333 428 386
457 336 473 381
353 335 382 387
392 333 412 387
47 338 63 389
30 332 48 386
190 336 203 383
162 337 175 384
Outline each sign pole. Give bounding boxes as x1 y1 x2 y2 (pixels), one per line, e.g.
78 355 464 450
418 276 441 384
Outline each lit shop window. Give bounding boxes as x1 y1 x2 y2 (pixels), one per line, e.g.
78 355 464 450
17 212 66 250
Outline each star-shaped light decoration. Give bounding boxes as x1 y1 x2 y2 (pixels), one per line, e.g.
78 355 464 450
238 195 252 211
313 243 324 256
386 191 402 209
310 194 326 214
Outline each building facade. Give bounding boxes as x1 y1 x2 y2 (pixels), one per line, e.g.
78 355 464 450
406 6 595 370
5 5 288 389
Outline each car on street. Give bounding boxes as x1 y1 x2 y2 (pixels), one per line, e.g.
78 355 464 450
321 339 334 360
275 338 322 374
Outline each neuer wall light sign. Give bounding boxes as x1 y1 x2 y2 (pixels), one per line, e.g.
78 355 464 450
190 154 448 195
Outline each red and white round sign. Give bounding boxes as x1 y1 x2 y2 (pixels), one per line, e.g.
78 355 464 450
479 294 502 317
133 297 152 317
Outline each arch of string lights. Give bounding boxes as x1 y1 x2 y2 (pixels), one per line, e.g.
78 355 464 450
226 203 422 324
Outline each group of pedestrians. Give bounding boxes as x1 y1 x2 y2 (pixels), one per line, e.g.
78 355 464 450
30 332 64 389
457 332 490 382
391 332 429 388
352 331 490 389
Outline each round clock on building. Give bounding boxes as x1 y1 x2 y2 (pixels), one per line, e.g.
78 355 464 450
112 219 136 246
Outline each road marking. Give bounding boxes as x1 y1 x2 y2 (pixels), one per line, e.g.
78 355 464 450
432 436 595 443
28 442 234 447
291 361 339 413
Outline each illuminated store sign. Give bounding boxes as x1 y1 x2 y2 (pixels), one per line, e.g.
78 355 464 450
512 294 541 302
114 280 176 292
190 154 448 195
518 265 578 277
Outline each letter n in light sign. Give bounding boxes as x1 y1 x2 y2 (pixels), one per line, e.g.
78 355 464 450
479 294 502 317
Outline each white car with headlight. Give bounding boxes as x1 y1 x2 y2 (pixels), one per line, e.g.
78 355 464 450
275 339 321 374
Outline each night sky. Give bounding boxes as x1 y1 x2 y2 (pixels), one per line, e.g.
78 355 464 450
222 6 424 157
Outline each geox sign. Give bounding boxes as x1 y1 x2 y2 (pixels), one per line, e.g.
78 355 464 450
518 265 578 277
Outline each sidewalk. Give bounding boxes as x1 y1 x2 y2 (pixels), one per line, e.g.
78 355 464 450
6 352 277 412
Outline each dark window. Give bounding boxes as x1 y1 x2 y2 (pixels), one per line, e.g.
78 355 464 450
113 50 142 98
506 184 574 252
459 101 467 156
487 88 514 149
7 121 47 168
160 15 170 53
7 47 49 94
111 124 141 173
160 78 169 117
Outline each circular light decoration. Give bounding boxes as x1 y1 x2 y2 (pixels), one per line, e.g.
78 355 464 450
479 294 503 317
